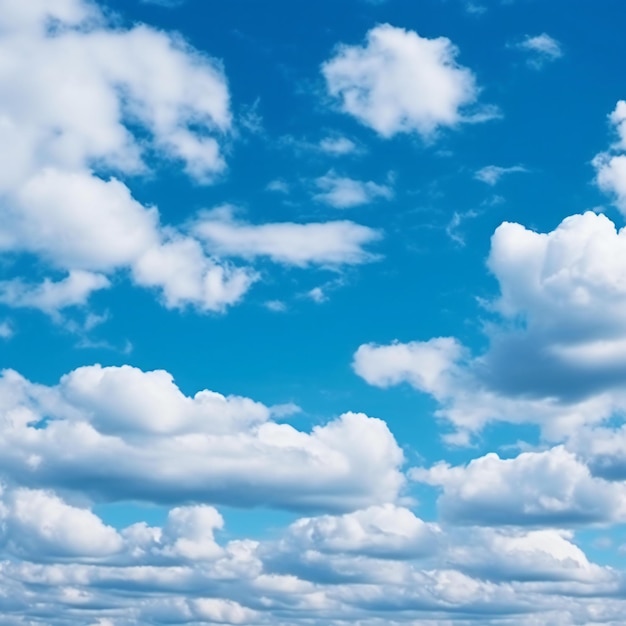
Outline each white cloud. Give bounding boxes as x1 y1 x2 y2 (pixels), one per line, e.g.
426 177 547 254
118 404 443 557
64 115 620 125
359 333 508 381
194 208 382 267
0 271 110 315
318 136 359 156
516 34 563 68
354 211 626 440
0 321 13 339
594 101 626 213
412 446 626 526
475 165 527 185
307 286 329 303
323 24 483 138
0 364 405 512
264 299 288 312
0 486 621 624
0 487 123 559
132 237 257 312
285 504 439 558
0 0 265 314
314 171 393 208
354 337 462 394
448 527 611 584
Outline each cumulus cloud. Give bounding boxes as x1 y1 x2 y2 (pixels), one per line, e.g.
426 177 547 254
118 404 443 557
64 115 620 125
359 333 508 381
285 504 439 559
0 271 110 315
0 0 265 314
412 446 626 526
594 101 626 213
0 364 405 512
313 171 393 208
354 211 626 440
516 33 563 68
0 0 381 315
0 484 621 624
475 164 528 185
322 24 485 138
193 208 382 267
0 487 123 560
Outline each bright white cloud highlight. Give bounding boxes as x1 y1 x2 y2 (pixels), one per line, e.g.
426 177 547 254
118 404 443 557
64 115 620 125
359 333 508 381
322 24 481 138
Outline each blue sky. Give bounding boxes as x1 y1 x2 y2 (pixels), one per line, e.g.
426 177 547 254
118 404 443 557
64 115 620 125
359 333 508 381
2 0 626 623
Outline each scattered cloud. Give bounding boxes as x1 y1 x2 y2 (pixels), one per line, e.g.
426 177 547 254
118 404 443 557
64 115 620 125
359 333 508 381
0 271 110 316
318 136 359 156
475 164 528 185
0 320 13 339
313 171 393 208
594 101 626 213
515 33 563 68
193 207 383 267
266 179 290 194
264 299 288 312
323 24 489 138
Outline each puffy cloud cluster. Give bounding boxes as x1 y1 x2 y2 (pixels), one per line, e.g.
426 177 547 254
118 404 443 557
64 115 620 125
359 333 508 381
0 363 405 511
0 0 381 318
323 24 486 138
354 210 626 440
0 484 621 624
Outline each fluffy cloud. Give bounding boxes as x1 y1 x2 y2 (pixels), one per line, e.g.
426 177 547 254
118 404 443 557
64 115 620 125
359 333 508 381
285 504 439 559
412 446 626 526
194 208 382 267
314 171 393 208
0 364 405 511
354 211 626 440
0 0 381 316
0 487 621 624
322 24 482 138
0 0 262 314
0 271 110 315
0 487 122 560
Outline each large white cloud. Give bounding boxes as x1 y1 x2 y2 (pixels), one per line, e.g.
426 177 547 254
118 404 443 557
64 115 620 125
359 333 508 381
354 211 626 440
0 364 405 511
322 24 483 138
